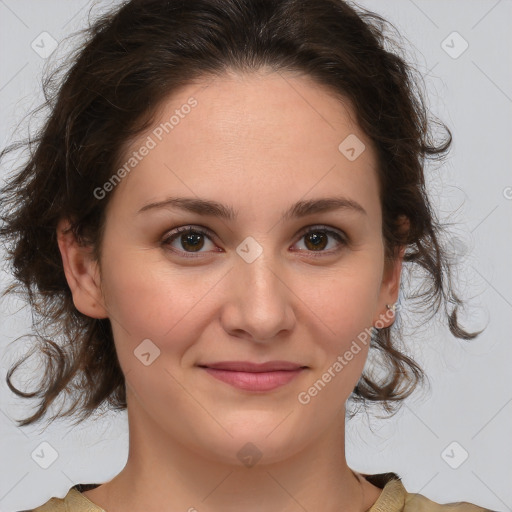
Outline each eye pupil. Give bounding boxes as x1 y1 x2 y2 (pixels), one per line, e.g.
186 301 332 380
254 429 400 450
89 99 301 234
165 226 344 257
305 232 328 251
182 232 204 251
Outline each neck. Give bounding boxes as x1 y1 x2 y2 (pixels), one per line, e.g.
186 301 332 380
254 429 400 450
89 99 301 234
87 391 380 512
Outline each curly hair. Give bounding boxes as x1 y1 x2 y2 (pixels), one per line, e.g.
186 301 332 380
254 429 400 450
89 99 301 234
0 0 483 429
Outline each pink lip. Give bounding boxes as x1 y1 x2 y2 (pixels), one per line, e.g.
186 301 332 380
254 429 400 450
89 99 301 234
198 361 308 391
201 368 305 391
200 360 305 372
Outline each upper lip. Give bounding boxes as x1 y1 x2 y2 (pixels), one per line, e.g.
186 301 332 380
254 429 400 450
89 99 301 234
198 361 307 372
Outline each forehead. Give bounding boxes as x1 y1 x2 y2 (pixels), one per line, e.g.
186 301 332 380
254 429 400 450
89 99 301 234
107 70 380 222
162 70 363 150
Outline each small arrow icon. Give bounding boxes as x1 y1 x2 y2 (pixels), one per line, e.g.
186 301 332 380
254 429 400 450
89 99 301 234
338 134 365 161
441 32 468 59
237 442 263 468
31 441 59 468
441 441 468 469
31 32 58 59
236 236 262 263
134 339 161 365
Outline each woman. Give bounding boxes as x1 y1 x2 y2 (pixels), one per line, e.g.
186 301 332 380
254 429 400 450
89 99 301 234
0 0 498 510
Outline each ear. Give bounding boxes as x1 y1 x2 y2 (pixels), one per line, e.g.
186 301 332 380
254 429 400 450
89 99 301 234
373 244 405 328
56 218 108 319
373 215 409 328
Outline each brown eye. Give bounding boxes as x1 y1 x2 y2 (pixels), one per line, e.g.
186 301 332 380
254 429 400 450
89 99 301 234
177 230 205 252
304 231 328 251
162 226 217 256
293 226 347 254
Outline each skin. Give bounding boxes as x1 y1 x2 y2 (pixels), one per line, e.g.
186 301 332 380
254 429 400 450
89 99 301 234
57 68 406 512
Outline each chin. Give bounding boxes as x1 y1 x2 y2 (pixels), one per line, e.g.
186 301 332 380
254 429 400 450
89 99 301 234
193 417 311 468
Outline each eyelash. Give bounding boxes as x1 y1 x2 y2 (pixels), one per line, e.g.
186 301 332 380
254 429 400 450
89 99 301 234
161 225 348 259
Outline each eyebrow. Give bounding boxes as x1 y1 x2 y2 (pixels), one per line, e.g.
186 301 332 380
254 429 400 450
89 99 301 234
137 195 367 220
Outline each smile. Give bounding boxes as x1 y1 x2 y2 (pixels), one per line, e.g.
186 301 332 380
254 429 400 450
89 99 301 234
200 367 306 392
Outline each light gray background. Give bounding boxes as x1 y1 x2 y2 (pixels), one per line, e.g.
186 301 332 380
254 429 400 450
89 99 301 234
0 1 511 511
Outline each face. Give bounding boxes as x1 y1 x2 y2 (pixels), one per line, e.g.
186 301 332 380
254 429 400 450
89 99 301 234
60 69 402 465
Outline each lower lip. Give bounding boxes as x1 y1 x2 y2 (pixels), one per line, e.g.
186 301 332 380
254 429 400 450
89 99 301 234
201 368 305 391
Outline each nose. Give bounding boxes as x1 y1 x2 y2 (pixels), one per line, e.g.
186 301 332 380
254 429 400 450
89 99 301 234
219 252 296 343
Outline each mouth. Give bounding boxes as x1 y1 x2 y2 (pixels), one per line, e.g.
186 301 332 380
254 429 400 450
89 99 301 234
197 361 308 392
198 361 308 372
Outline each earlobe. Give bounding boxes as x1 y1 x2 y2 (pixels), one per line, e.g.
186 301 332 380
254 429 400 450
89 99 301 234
374 244 406 328
56 218 108 319
373 214 410 328
386 244 405 298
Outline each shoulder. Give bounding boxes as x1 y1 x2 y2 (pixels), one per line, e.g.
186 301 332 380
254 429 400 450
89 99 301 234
363 472 497 512
16 484 104 512
17 495 67 511
404 491 497 511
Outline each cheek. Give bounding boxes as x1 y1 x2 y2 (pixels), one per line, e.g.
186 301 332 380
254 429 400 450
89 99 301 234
98 247 223 364
102 259 172 335
303 258 382 380
298 285 377 411
310 261 382 338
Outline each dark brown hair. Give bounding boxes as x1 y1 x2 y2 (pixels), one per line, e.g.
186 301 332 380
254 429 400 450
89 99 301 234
0 0 483 429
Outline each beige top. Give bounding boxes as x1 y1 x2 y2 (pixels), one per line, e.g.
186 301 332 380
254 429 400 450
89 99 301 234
21 473 496 511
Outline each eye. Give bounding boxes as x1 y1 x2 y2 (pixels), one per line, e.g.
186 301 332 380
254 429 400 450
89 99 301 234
162 226 218 258
162 224 348 259
292 225 347 255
